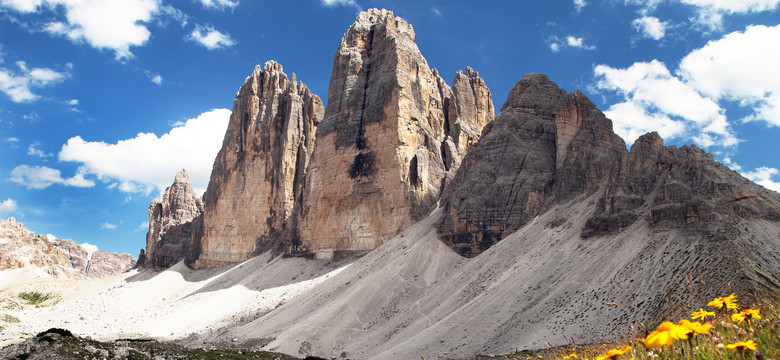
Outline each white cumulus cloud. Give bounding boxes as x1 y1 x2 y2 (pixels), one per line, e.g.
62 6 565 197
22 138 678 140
595 59 737 147
597 24 780 150
0 0 43 12
574 0 587 11
188 25 236 50
1 0 161 60
0 60 69 103
741 166 780 193
10 165 95 189
200 0 237 9
632 16 666 40
0 198 17 215
678 24 780 127
58 108 231 195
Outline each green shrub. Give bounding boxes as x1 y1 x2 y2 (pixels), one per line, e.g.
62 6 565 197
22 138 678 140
17 291 60 306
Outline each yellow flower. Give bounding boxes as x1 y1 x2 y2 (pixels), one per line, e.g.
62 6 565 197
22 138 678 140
643 322 691 347
677 319 712 335
596 345 631 360
691 308 716 321
724 340 757 351
708 293 739 310
707 297 724 308
563 354 578 359
723 293 739 310
731 312 746 324
742 308 761 319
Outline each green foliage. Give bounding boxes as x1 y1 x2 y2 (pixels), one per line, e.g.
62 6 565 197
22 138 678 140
2 314 20 323
17 291 60 307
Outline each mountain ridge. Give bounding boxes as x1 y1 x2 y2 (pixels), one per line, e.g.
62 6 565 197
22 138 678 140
128 7 780 359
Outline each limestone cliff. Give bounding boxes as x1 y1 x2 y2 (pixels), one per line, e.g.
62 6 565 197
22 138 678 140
143 169 203 268
193 61 324 268
291 9 493 259
438 73 780 262
0 218 135 278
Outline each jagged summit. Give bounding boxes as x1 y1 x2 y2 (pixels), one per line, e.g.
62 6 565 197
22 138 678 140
192 60 324 268
143 168 202 268
291 8 494 259
0 217 135 278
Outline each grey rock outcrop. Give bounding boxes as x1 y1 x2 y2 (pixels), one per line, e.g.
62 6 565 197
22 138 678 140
143 169 203 268
438 73 624 257
193 61 324 268
438 73 780 260
0 218 135 278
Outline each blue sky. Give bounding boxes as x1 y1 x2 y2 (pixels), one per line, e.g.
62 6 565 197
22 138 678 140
1 0 778 255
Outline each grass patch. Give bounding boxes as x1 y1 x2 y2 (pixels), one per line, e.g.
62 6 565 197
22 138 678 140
17 291 60 307
2 314 21 323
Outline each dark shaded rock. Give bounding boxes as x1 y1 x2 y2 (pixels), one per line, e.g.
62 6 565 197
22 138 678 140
438 74 623 257
438 74 780 258
144 169 203 269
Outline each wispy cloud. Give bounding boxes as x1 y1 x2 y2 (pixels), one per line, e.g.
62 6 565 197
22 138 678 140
680 0 780 30
101 221 117 230
0 198 17 215
27 143 52 158
200 0 238 10
0 60 70 102
134 221 149 232
632 16 666 40
431 7 442 16
188 25 236 50
144 70 163 85
322 0 358 6
10 164 95 189
574 0 587 12
548 35 596 52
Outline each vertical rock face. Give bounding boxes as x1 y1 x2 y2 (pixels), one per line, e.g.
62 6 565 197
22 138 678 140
446 67 495 161
582 131 780 239
193 61 324 268
438 74 626 257
291 9 493 259
439 73 780 258
144 169 203 268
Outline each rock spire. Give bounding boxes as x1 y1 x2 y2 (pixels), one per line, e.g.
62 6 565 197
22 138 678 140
143 168 203 268
290 9 493 259
192 60 324 268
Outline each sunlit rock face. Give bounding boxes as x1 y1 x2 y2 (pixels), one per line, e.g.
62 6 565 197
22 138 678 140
192 61 323 268
1 218 135 278
289 9 493 259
